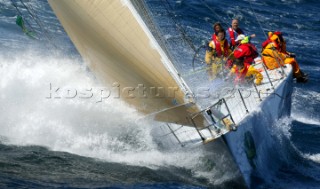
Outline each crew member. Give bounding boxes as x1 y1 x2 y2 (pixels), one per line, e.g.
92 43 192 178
261 31 308 83
233 34 259 65
230 58 263 85
226 19 245 50
212 22 224 41
205 30 233 80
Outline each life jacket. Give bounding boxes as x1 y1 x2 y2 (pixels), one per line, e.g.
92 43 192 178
211 33 217 41
228 28 244 46
213 38 229 57
247 43 259 59
235 63 250 82
262 32 283 51
261 39 272 50
234 43 258 65
261 41 276 59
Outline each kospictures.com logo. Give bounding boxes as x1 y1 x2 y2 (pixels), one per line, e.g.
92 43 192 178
46 82 181 103
46 82 253 103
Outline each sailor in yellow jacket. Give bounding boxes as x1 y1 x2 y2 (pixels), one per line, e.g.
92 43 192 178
229 58 263 85
261 31 307 82
205 30 233 80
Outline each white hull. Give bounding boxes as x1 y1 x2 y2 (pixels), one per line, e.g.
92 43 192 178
224 68 293 186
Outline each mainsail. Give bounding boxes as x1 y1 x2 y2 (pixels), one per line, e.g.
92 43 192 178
48 0 206 127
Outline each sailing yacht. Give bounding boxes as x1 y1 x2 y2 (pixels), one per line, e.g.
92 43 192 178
48 0 293 187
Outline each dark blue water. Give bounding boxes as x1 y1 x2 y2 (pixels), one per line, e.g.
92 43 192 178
0 0 319 188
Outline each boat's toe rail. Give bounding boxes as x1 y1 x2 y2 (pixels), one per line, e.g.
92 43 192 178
150 98 237 148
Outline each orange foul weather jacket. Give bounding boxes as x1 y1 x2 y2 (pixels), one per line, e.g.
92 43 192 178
261 33 302 78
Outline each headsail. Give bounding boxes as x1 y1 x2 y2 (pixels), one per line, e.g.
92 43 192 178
48 0 206 127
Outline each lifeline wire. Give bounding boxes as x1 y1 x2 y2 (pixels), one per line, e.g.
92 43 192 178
162 0 197 52
248 1 268 41
18 0 58 49
10 0 59 50
10 0 37 36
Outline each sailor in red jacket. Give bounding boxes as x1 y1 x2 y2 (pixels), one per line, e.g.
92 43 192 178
233 34 259 65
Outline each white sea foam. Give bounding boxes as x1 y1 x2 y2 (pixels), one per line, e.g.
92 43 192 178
271 116 293 140
305 154 320 164
291 113 320 126
292 88 320 126
0 51 237 184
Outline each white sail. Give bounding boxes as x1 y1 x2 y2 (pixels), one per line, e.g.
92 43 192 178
48 0 205 127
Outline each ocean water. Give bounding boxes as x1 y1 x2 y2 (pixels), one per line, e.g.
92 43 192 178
0 0 319 188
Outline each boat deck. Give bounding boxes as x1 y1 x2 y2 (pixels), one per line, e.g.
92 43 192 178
149 60 292 147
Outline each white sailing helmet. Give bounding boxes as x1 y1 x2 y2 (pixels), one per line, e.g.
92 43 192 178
235 34 245 42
